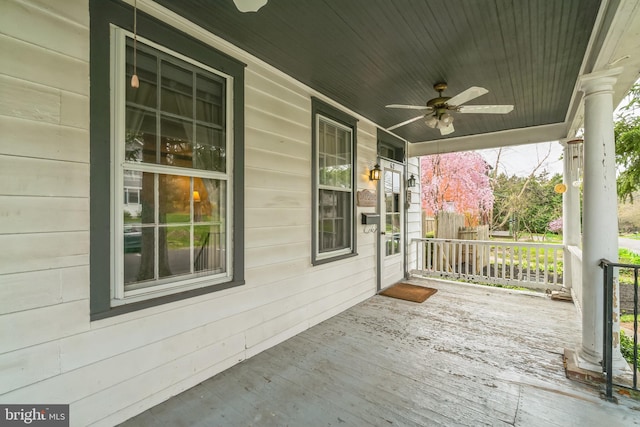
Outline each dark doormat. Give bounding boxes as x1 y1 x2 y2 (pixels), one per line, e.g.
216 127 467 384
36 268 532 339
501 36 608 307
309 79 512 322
379 283 438 303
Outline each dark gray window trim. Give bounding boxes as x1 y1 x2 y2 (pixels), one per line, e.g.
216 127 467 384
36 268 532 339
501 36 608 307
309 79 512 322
311 97 358 266
377 128 406 163
90 0 245 320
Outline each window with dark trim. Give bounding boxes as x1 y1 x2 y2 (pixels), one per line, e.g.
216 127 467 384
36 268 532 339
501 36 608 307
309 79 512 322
311 98 358 265
90 0 245 319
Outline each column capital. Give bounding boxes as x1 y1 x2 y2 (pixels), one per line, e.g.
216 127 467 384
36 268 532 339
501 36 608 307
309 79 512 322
580 67 623 95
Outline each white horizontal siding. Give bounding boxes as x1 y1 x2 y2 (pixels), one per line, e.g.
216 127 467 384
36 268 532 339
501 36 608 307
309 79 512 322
245 187 307 209
0 1 390 426
0 75 60 124
0 300 88 354
245 241 310 269
406 157 422 267
0 33 89 96
1 3 92 418
244 258 309 286
0 155 89 197
0 266 88 315
245 145 310 175
0 231 88 275
246 206 310 228
245 167 308 192
244 126 310 160
245 225 309 249
0 0 89 60
0 196 88 234
0 115 88 162
20 0 89 27
0 341 61 395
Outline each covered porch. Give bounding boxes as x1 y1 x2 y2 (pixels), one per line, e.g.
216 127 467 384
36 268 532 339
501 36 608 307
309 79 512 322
122 279 637 426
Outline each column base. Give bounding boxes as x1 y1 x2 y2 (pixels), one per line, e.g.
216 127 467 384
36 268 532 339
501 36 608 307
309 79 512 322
564 347 631 385
563 348 604 384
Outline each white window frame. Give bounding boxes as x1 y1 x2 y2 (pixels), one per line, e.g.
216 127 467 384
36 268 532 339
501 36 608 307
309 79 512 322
110 27 234 305
314 114 354 261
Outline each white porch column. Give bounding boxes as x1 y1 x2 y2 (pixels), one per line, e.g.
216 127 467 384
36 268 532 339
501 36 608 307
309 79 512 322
561 139 582 290
578 68 626 371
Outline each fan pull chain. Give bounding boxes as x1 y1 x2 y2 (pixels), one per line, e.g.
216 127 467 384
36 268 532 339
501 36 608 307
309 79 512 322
130 0 139 88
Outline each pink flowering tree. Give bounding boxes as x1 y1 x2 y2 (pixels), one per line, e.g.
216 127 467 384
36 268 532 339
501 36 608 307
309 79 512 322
421 152 494 226
548 217 563 233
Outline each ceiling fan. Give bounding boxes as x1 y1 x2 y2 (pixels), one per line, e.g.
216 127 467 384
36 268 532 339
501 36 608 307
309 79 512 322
386 82 514 136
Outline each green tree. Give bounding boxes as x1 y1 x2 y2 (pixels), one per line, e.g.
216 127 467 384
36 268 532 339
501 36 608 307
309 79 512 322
615 83 640 202
491 172 563 239
489 145 562 239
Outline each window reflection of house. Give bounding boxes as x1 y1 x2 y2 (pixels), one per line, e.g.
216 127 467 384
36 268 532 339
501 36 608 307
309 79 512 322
123 170 143 218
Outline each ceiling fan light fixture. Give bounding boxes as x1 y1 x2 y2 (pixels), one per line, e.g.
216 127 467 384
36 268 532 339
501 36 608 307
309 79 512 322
424 115 438 128
439 112 454 126
233 0 268 12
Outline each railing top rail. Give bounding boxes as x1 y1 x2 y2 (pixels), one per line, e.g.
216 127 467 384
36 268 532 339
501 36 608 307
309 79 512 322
411 237 563 248
600 258 640 269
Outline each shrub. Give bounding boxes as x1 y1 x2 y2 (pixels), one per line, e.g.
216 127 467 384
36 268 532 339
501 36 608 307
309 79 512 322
620 330 639 365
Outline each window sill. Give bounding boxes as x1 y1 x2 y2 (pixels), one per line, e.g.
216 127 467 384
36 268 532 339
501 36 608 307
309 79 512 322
90 278 245 321
312 251 358 266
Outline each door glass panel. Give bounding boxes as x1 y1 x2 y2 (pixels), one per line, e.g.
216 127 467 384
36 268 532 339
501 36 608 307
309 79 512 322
384 169 402 257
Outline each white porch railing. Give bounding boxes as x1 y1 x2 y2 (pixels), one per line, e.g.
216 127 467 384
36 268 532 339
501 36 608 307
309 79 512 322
410 238 564 291
566 245 582 311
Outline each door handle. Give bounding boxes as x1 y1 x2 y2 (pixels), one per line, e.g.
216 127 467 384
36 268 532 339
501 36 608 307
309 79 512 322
380 232 386 235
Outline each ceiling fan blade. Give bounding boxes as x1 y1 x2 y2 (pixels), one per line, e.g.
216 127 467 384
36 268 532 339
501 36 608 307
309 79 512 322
458 104 514 114
439 123 455 135
385 104 430 110
447 86 489 106
386 114 425 131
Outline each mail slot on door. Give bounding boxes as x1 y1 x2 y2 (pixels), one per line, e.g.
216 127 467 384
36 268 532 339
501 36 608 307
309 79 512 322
361 213 380 225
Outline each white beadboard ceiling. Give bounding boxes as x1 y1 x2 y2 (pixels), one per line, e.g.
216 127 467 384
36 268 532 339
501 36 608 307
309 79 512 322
153 0 640 152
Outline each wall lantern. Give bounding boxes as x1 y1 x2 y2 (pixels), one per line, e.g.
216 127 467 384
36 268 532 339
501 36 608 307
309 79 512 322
369 164 381 181
407 174 417 188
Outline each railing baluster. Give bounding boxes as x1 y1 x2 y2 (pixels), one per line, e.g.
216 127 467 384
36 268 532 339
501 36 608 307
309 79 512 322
552 247 557 286
533 246 540 283
452 240 457 274
496 245 507 280
509 244 514 282
543 247 549 285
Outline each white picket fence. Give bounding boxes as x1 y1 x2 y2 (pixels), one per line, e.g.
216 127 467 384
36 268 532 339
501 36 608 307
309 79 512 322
411 238 564 291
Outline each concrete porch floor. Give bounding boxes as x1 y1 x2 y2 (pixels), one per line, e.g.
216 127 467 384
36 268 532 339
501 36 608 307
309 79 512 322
120 279 640 426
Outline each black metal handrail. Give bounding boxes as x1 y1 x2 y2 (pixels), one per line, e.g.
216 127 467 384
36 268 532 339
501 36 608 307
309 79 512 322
600 258 639 401
194 231 211 271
